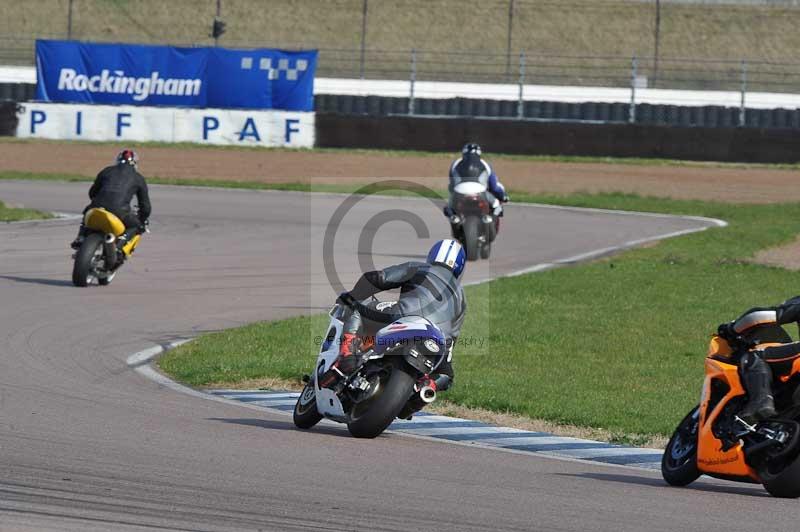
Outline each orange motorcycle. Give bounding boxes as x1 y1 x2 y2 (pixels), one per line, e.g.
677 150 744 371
662 322 800 497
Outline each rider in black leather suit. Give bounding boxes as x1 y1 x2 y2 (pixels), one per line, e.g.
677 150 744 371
71 149 151 248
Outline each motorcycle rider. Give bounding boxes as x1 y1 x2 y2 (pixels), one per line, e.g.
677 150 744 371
71 149 151 249
718 295 800 423
444 143 509 223
320 239 467 393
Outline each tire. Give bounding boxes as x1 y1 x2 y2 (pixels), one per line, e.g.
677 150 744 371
484 216 497 243
759 443 800 498
463 216 480 261
480 241 491 259
347 359 415 439
72 233 104 287
662 406 701 487
293 382 323 430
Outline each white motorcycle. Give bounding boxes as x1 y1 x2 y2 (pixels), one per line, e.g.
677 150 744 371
447 181 502 261
293 299 448 438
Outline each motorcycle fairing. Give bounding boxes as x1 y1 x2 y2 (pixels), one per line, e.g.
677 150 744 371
84 208 126 236
453 181 487 196
122 234 141 257
697 357 759 480
313 311 347 420
373 316 445 356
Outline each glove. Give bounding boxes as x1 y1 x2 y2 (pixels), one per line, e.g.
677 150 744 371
502 194 510 203
337 291 356 308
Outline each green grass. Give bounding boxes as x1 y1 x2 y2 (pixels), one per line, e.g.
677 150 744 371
0 199 51 222
0 170 451 198
4 137 800 171
4 167 797 435
159 191 800 437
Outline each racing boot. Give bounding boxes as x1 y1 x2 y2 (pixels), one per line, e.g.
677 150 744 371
70 224 87 250
319 333 362 389
740 354 776 423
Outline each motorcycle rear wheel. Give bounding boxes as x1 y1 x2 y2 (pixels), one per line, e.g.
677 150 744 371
759 436 800 498
72 233 104 287
293 381 323 429
347 359 414 438
463 216 480 261
661 406 701 487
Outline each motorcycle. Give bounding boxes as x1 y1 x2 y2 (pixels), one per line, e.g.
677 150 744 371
71 207 146 287
293 298 447 438
447 181 500 261
662 322 800 497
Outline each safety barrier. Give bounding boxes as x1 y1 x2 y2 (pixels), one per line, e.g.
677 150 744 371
0 101 18 136
15 102 314 148
315 113 800 164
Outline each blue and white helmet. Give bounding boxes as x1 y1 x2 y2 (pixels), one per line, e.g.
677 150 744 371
427 239 466 279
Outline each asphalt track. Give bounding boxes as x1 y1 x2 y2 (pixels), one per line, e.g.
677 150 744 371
0 180 794 532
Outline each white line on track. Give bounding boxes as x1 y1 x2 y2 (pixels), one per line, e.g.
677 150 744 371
126 343 666 475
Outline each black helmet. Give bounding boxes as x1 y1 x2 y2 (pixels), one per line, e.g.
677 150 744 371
461 143 482 156
116 149 139 167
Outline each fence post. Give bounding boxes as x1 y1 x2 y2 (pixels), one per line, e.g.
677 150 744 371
629 56 638 124
517 51 525 119
739 60 747 127
409 48 417 116
505 0 515 78
67 0 74 39
653 0 661 87
359 0 368 79
214 0 222 46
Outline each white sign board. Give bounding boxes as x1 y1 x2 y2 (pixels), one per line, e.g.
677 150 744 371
16 103 315 147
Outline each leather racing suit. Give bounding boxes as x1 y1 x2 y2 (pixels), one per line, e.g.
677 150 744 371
322 261 467 391
719 296 800 422
447 153 507 217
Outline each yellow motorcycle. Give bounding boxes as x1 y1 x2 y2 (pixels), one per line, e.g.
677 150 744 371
71 208 145 287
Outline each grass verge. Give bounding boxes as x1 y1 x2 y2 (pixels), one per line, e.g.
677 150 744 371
159 191 800 439
0 199 52 222
4 137 800 171
5 170 799 439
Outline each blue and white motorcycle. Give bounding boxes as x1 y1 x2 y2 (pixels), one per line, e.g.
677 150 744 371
293 298 448 438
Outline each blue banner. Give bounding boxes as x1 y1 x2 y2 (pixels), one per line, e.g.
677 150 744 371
35 40 317 111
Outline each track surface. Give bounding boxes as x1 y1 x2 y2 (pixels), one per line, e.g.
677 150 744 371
0 181 790 531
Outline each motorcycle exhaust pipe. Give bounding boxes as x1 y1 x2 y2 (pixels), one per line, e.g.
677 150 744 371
419 385 436 404
103 234 118 269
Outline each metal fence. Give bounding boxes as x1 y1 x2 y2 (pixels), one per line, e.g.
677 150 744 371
318 50 800 126
4 0 800 127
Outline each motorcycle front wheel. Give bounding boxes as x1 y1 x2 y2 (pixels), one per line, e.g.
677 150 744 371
293 381 323 429
347 358 415 439
661 406 701 487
